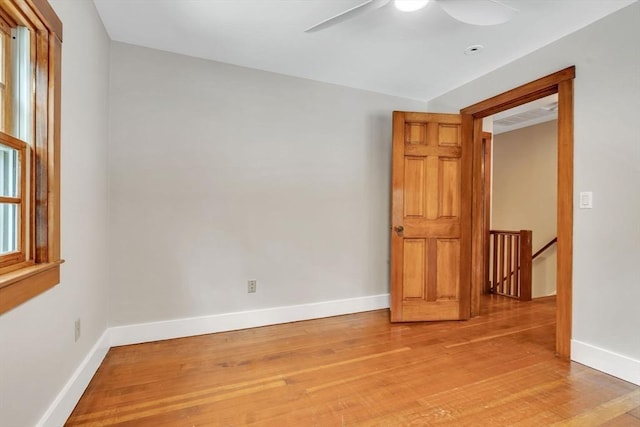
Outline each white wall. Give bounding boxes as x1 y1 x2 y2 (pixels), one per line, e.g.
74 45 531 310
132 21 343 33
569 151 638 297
0 1 111 425
428 3 640 364
492 121 557 298
108 42 426 326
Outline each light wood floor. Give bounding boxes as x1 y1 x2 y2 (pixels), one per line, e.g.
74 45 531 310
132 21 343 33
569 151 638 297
67 296 640 426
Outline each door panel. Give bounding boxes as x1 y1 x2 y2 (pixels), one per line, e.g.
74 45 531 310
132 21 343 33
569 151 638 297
439 158 460 218
391 112 471 322
403 239 426 299
404 158 425 216
436 239 460 300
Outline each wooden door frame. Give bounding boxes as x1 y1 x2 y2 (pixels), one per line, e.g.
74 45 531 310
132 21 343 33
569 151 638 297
481 132 492 296
460 66 575 359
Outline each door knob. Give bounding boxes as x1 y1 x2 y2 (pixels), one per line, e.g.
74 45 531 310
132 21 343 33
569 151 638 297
394 225 404 233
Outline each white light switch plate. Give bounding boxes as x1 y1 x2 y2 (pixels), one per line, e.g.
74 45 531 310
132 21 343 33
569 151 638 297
579 191 593 209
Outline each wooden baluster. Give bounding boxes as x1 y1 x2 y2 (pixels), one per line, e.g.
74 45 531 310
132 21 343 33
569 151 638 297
506 235 513 297
514 234 520 298
512 235 517 297
511 234 520 298
499 234 505 295
492 233 498 294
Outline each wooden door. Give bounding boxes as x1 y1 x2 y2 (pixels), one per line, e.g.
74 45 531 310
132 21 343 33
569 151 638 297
390 112 472 322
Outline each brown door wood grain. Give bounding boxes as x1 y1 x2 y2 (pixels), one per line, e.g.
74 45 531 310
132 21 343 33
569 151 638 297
390 112 472 322
482 131 492 296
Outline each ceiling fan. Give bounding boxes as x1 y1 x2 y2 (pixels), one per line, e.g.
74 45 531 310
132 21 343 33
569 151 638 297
304 0 518 32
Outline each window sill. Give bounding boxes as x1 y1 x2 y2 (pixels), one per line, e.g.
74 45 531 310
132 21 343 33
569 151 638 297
0 260 64 315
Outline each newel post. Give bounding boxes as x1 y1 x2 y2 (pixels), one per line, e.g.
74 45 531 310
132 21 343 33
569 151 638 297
519 230 533 301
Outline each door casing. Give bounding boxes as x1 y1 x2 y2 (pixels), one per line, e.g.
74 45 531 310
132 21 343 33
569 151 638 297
481 132 492 297
461 66 575 359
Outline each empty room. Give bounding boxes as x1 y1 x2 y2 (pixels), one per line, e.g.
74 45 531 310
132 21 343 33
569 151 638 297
1 0 639 425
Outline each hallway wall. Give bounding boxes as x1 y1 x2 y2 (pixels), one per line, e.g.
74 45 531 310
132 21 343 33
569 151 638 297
492 121 557 298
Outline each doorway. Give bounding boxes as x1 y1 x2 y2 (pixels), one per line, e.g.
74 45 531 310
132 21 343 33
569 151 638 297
461 66 575 358
486 96 559 299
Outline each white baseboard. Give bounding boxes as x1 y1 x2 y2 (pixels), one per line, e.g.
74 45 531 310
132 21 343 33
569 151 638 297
572 339 640 386
35 299 640 425
37 329 111 427
38 294 389 425
110 294 390 346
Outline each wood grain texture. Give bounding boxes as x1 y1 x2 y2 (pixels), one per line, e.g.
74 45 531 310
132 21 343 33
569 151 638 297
391 112 470 322
482 132 492 296
0 262 59 313
462 67 575 358
458 113 474 320
28 0 63 40
34 25 50 262
488 230 532 301
48 33 62 262
66 296 639 426
439 158 460 218
390 111 406 321
403 239 426 299
556 78 574 359
403 158 425 217
435 239 460 300
461 67 575 117
519 229 533 301
467 114 482 318
0 0 63 314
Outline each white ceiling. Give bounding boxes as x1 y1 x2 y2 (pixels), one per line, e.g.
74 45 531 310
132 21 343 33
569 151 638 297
93 0 636 102
493 94 558 134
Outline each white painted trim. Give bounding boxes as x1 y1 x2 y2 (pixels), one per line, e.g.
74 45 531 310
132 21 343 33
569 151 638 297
34 300 640 425
110 294 390 347
37 294 389 425
37 329 111 427
572 339 640 386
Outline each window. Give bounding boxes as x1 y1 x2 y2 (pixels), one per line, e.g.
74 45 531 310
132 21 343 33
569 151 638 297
0 0 62 314
0 133 28 267
0 17 31 269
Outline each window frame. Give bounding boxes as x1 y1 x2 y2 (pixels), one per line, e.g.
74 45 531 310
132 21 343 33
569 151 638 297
0 132 30 267
0 0 62 315
0 14 15 132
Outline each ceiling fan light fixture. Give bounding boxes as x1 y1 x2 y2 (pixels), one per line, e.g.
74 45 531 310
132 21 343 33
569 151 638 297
394 0 430 13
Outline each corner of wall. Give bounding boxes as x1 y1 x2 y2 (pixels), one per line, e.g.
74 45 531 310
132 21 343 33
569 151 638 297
36 330 111 427
571 340 640 387
36 294 389 424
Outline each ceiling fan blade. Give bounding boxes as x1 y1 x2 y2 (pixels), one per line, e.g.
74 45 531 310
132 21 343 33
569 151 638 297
437 0 517 26
305 0 391 33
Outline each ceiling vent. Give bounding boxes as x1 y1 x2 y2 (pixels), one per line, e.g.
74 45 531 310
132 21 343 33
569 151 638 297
492 97 558 134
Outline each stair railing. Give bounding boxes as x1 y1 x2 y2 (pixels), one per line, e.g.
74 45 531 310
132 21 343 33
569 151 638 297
489 231 558 301
533 237 558 260
489 230 532 301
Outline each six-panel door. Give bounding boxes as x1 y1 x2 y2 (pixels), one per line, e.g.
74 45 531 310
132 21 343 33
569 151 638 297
390 112 471 321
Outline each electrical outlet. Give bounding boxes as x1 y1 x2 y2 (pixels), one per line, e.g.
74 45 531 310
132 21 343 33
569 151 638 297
248 280 257 293
74 318 81 342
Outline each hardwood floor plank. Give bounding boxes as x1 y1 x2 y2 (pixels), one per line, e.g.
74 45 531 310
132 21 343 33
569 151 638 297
600 414 640 426
66 296 639 426
444 321 556 348
552 389 640 427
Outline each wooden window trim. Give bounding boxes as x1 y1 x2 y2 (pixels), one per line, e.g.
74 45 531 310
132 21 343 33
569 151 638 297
0 16 14 131
0 0 62 315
